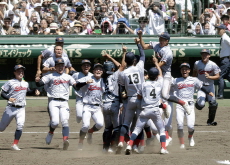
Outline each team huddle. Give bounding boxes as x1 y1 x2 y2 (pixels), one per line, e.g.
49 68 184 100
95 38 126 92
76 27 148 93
0 33 221 154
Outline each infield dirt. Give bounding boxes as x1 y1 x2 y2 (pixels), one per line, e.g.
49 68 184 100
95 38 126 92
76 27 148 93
0 99 229 165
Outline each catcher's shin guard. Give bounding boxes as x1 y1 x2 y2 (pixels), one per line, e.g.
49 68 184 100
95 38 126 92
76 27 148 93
207 101 218 125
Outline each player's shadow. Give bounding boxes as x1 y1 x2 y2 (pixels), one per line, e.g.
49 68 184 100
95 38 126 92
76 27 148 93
31 147 58 150
0 148 12 150
26 126 48 128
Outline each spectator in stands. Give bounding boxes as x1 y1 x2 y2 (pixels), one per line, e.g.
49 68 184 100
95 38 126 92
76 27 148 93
70 21 83 35
86 11 97 29
192 22 204 35
141 0 151 14
107 12 118 30
147 2 168 35
67 8 77 27
0 2 8 21
215 24 230 99
2 17 14 35
29 22 40 35
203 22 216 35
174 0 193 22
134 16 150 34
59 18 70 34
112 17 134 34
49 22 60 35
221 14 230 30
8 10 16 26
101 19 113 34
58 0 68 20
131 2 142 18
166 0 178 33
12 23 21 35
46 14 54 26
80 18 93 34
224 0 230 9
39 19 50 35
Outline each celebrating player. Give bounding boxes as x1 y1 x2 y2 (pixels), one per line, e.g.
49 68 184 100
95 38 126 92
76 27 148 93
172 63 214 149
125 57 168 155
193 49 220 126
0 65 40 150
76 63 105 151
36 37 68 78
72 59 93 123
117 38 146 153
36 58 77 150
139 30 192 145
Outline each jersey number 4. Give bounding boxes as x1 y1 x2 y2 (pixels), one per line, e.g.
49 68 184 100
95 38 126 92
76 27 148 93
128 73 140 84
150 88 156 98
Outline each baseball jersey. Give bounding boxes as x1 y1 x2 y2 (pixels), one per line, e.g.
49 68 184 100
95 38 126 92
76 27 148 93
1 79 29 106
43 56 72 69
103 70 120 102
141 76 163 109
119 60 145 97
193 60 221 85
78 76 105 105
171 76 203 101
41 72 76 100
72 71 93 97
41 46 68 63
149 41 173 75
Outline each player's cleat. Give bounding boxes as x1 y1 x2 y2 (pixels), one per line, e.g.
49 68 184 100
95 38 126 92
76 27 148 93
160 148 169 154
180 144 185 149
183 102 191 115
63 140 69 150
45 133 53 145
125 145 132 155
163 102 170 118
146 136 154 146
87 133 93 144
166 136 172 147
78 143 83 151
207 121 217 126
189 137 195 147
133 145 139 154
116 142 123 154
108 147 114 154
11 144 21 151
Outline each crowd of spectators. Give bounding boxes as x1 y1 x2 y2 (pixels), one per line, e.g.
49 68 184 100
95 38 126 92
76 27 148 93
0 0 229 35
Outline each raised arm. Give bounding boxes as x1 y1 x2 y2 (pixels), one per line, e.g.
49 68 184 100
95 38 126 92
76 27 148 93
135 38 145 62
153 56 162 77
102 54 121 68
138 30 152 49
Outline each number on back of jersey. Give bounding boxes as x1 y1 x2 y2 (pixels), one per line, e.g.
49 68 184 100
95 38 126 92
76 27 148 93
128 73 140 84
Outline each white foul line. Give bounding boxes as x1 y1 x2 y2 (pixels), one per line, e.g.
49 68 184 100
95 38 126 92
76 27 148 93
0 131 226 134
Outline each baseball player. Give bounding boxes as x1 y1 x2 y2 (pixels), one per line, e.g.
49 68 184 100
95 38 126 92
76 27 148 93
36 58 77 150
172 63 214 149
36 37 68 77
101 53 124 153
76 63 105 151
72 59 93 123
125 57 168 155
0 65 40 150
193 49 220 126
117 38 146 153
139 30 192 146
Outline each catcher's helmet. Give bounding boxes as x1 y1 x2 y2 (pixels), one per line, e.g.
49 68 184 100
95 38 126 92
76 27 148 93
103 61 115 74
148 67 159 80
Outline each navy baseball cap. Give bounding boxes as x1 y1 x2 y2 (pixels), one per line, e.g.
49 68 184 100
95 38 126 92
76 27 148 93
215 24 227 30
93 63 103 69
81 59 91 65
14 64 26 71
103 61 115 74
125 52 135 63
180 63 190 69
55 58 65 65
55 37 64 43
148 67 159 80
200 49 210 54
158 32 170 41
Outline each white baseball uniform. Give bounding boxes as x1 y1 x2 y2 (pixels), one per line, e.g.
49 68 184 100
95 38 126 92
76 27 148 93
72 71 93 123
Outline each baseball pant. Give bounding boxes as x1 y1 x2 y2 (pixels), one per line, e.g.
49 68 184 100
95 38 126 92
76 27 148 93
49 100 70 129
0 106 25 131
102 100 120 129
162 72 172 101
196 85 215 107
132 107 165 136
176 103 195 132
76 96 83 123
218 57 230 97
81 104 104 133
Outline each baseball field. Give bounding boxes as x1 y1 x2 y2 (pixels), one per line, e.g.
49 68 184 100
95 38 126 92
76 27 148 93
0 98 229 165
